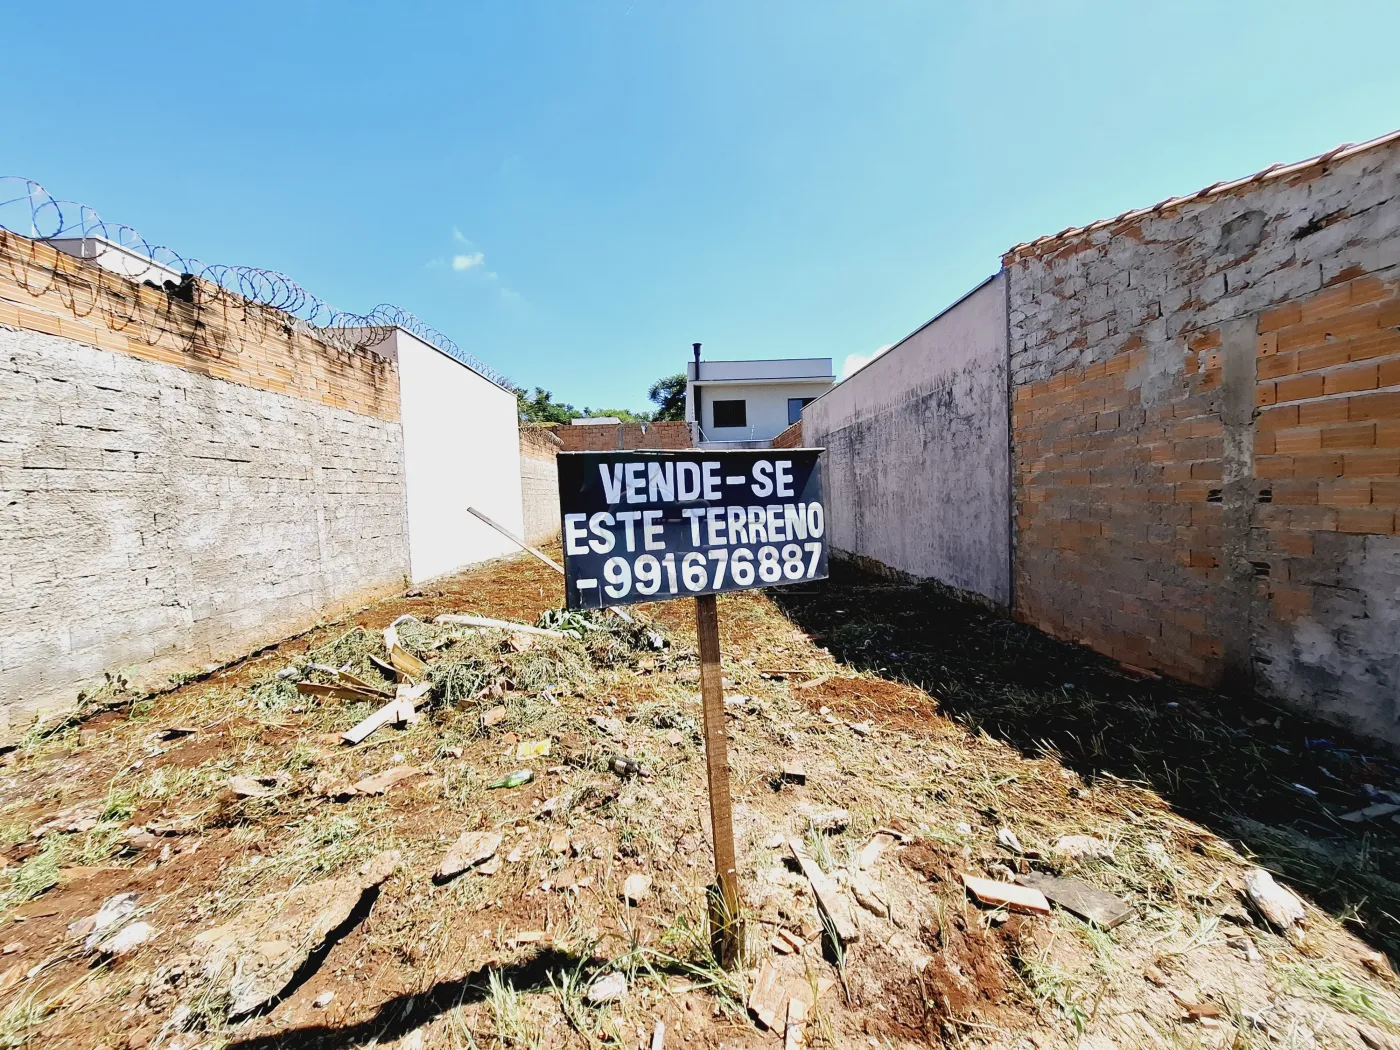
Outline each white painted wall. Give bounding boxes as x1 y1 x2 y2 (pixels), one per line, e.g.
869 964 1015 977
387 329 524 583
691 379 833 441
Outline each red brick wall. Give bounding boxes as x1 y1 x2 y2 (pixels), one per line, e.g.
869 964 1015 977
547 420 693 452
771 420 803 448
1006 137 1400 746
0 230 400 422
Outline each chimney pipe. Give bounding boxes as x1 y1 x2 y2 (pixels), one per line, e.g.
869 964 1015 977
692 342 701 364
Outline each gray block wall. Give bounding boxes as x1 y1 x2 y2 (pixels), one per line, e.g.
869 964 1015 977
803 274 1011 605
521 452 561 546
0 325 411 726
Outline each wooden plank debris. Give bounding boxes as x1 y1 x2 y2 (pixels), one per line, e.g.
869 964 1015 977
388 644 428 680
1015 872 1132 928
341 700 407 746
788 837 859 944
961 873 1050 915
296 682 388 703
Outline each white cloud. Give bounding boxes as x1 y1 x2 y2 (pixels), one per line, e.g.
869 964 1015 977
452 226 470 245
840 343 893 380
452 252 485 272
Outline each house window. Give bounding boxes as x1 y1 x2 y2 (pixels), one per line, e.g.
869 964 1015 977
787 397 814 425
712 399 747 429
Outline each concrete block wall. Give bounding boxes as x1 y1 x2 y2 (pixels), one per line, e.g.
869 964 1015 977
0 232 411 726
804 275 1011 606
1005 137 1400 746
520 426 562 545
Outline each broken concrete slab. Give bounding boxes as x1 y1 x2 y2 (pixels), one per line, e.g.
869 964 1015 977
747 960 785 1030
1016 872 1132 928
436 831 503 882
193 850 399 1016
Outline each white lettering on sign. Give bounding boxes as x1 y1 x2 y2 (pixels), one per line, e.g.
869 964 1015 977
648 461 675 502
642 509 665 551
600 464 625 504
751 460 773 497
677 461 702 501
564 513 588 555
589 511 616 553
702 461 722 501
775 460 794 497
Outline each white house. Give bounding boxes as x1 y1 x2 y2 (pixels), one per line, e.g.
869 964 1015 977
684 344 834 446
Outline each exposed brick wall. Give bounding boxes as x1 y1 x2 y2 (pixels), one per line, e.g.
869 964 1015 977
520 425 562 544
770 420 803 448
1006 138 1400 746
0 231 400 421
547 420 693 452
0 232 411 728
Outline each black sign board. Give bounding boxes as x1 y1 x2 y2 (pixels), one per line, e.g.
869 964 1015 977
557 449 827 610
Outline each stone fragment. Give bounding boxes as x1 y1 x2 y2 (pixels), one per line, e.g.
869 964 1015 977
1016 873 1132 928
1243 869 1305 929
192 850 399 1016
804 809 849 834
623 873 652 904
98 921 155 956
350 765 421 796
436 832 503 882
585 971 627 1005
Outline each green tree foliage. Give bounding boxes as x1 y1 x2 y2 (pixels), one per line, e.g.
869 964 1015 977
647 373 687 421
516 387 578 424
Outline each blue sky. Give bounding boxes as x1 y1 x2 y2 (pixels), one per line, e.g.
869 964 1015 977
6 2 1400 409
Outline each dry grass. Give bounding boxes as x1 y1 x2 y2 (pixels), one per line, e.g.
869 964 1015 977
0 551 1395 1050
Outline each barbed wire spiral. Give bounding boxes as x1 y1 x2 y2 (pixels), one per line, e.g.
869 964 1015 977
0 176 516 391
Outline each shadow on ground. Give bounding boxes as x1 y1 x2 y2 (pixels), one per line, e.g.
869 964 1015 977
226 948 595 1050
771 560 1400 961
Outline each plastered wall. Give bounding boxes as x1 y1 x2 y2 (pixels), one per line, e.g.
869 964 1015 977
804 275 1011 605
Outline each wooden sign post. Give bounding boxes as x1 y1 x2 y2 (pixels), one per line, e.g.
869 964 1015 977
694 592 741 965
555 448 827 967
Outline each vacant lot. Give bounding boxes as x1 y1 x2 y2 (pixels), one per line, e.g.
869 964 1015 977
0 552 1396 1049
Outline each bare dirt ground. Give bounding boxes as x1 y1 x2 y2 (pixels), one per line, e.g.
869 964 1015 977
1 551 1398 1050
